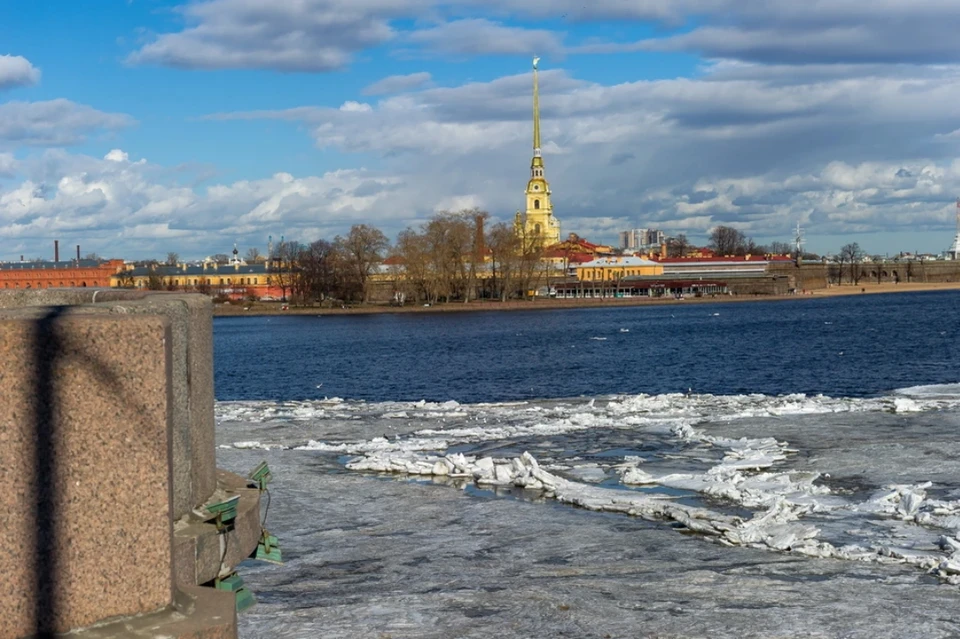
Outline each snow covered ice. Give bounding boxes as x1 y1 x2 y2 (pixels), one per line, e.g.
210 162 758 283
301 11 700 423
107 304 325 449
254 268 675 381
215 386 960 637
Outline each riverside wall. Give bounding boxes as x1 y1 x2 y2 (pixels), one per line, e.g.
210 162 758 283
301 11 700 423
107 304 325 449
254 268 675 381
0 290 266 639
766 259 960 292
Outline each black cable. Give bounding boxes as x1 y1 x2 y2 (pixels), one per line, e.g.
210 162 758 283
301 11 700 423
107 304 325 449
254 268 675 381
262 487 272 529
218 518 231 580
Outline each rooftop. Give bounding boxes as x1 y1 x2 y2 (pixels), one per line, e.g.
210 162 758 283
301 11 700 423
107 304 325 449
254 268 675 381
577 256 660 268
0 259 116 271
123 263 269 276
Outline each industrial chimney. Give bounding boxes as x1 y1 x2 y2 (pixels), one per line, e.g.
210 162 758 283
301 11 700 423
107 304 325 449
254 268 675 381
55 240 59 263
76 245 81 261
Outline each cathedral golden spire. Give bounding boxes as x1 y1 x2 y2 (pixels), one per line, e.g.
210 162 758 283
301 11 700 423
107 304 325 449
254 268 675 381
532 56 541 163
513 55 560 246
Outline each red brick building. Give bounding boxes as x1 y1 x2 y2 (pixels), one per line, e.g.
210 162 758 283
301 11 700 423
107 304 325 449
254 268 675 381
0 259 125 290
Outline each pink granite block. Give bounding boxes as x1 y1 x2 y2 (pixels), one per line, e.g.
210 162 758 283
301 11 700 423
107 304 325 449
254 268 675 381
0 312 174 637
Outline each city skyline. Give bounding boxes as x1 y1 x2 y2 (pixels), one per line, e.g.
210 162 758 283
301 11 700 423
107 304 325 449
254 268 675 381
3 1 960 259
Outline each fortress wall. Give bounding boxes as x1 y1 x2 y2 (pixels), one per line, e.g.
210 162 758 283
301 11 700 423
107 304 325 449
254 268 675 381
769 260 960 289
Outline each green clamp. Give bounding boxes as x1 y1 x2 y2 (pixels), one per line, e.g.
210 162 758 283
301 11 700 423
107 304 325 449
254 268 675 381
204 495 240 531
252 530 283 564
214 571 256 612
248 461 272 491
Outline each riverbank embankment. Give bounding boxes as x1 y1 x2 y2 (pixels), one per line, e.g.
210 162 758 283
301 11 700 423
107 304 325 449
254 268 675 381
212 280 960 318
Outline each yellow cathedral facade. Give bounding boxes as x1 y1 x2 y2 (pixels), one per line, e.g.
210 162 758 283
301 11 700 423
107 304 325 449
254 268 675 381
515 57 561 246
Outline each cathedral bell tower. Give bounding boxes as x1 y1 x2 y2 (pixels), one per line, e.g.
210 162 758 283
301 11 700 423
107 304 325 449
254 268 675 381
515 56 560 246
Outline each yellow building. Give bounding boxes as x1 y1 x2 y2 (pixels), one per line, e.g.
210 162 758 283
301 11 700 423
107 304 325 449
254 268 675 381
574 256 664 281
515 56 561 246
112 262 279 298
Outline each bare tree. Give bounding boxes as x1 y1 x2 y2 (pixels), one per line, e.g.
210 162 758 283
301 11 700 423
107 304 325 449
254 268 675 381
268 240 299 302
424 212 477 303
768 241 792 255
709 226 748 256
666 233 690 257
115 270 135 288
146 272 165 291
832 255 845 285
394 228 434 303
515 223 547 298
840 243 865 285
335 224 390 303
486 222 521 302
166 252 179 266
245 247 261 263
293 239 340 303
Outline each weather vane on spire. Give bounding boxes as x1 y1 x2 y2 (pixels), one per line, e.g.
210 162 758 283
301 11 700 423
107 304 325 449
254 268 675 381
533 56 540 69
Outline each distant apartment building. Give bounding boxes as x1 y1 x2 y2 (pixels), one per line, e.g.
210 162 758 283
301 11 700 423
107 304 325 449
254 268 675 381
618 228 665 251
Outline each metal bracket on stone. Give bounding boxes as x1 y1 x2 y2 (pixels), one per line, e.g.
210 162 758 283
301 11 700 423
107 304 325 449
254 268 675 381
247 461 272 491
214 570 256 612
254 532 282 564
203 495 240 532
248 460 283 564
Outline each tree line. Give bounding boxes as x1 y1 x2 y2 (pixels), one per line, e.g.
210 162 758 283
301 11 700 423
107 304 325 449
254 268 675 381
278 209 548 305
666 226 812 259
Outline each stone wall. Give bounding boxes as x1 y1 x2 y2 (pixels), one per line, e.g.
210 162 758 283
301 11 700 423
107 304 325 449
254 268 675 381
0 290 263 639
767 259 960 291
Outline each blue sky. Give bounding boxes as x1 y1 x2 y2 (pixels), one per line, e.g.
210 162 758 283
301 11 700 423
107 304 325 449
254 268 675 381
3 0 960 259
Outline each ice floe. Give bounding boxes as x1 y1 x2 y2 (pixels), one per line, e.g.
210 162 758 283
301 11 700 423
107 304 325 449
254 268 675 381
217 386 960 585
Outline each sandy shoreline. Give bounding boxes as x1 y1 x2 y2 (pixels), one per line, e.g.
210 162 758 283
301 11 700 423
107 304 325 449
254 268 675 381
211 280 960 317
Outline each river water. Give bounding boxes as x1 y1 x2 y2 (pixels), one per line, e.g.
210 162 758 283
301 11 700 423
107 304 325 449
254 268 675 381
213 292 960 638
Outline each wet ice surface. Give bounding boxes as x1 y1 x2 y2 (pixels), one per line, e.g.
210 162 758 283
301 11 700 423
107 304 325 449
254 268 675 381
217 389 960 638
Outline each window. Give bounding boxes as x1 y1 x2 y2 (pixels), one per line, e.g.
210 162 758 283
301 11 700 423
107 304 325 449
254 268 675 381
534 199 540 209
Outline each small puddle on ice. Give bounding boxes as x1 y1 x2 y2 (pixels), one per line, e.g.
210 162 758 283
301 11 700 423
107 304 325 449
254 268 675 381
463 483 551 504
589 447 655 459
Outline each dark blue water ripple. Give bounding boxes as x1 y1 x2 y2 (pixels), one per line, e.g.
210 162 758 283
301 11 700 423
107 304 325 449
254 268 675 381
213 291 960 403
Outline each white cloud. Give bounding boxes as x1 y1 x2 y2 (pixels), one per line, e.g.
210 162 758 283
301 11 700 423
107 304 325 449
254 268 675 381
407 19 564 56
66 0 960 257
0 153 15 176
125 0 960 72
191 59 960 253
0 55 40 90
127 0 403 71
0 100 134 147
339 101 373 112
362 72 432 95
0 150 426 259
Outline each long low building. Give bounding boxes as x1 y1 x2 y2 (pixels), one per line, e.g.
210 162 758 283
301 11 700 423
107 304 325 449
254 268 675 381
653 255 793 278
554 279 728 299
112 262 286 299
0 259 125 289
573 256 664 280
